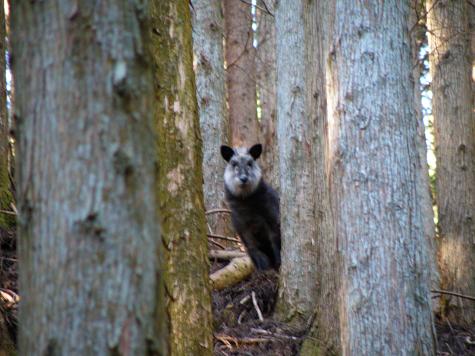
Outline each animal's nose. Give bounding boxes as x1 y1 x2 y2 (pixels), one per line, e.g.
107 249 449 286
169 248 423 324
239 176 248 183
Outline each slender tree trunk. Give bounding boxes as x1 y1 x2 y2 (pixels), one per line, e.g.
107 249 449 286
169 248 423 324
300 0 340 353
256 1 278 190
426 0 475 325
410 0 438 293
274 0 319 327
151 1 213 355
191 0 232 237
11 1 164 354
224 0 258 146
0 0 13 229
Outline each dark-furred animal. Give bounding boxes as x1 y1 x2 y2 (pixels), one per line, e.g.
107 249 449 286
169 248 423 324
221 144 281 270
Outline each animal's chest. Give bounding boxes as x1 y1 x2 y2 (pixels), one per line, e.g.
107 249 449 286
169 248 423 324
231 202 267 230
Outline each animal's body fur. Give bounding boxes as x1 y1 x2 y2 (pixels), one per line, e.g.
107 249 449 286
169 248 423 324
221 144 281 270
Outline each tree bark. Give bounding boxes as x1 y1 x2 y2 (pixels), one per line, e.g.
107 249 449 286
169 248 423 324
11 1 164 354
274 0 320 327
426 0 475 325
0 0 13 229
256 1 279 190
191 0 232 237
224 0 259 146
410 0 438 293
322 1 435 353
151 1 213 355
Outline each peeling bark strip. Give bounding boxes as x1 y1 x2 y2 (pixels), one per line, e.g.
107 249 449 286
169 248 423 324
325 0 435 354
426 0 475 325
151 1 213 355
191 0 232 237
11 1 163 355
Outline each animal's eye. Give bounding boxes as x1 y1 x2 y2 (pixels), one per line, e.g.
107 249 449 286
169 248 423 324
231 162 238 168
247 161 253 167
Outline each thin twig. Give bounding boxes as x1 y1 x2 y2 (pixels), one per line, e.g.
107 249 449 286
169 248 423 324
208 239 226 249
207 233 240 243
432 289 475 302
0 256 17 262
251 291 264 322
205 209 232 215
215 334 271 345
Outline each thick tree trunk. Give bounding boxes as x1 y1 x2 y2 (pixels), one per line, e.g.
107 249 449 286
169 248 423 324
224 0 259 146
0 0 13 229
426 0 475 325
11 1 164 354
322 1 435 354
151 1 213 355
256 1 279 190
191 0 232 237
274 0 320 327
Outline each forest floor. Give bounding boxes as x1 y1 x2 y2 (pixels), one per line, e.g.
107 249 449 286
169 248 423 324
1 230 474 355
211 255 475 356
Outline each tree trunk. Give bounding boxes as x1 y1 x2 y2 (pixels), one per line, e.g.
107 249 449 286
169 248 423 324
274 0 320 327
304 1 436 354
224 0 258 146
191 0 232 237
11 1 164 354
426 0 475 325
410 0 438 293
0 0 13 229
151 1 213 355
256 1 279 190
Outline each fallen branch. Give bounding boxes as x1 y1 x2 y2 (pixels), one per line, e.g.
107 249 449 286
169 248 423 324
209 250 247 260
215 333 271 345
207 233 240 243
252 291 264 322
0 210 15 216
208 239 226 250
431 289 475 302
210 256 254 291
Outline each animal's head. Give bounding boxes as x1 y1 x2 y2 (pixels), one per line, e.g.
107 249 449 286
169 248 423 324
221 144 263 197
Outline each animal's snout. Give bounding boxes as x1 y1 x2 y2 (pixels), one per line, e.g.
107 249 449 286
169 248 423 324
239 175 248 183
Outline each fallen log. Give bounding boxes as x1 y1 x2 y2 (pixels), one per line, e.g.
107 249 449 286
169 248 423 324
209 250 247 261
210 256 254 290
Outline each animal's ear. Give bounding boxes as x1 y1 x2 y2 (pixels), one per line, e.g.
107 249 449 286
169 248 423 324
221 145 235 162
249 144 262 160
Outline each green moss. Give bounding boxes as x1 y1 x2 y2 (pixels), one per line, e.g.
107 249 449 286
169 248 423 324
150 1 213 355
